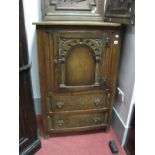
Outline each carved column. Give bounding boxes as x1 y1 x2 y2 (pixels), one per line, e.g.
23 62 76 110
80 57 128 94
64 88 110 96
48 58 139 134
95 53 100 85
59 54 66 87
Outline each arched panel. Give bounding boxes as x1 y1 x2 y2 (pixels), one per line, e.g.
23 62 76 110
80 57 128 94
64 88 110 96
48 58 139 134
66 45 95 86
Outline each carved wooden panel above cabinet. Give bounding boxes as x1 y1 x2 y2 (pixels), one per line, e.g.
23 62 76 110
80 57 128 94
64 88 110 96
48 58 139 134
42 0 104 21
41 0 134 24
50 0 97 10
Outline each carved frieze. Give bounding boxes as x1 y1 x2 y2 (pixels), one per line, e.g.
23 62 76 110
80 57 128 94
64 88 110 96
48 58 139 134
58 33 111 62
59 38 102 60
50 0 96 10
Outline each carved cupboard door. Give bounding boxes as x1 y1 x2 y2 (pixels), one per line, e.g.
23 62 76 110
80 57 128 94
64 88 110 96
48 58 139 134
53 30 110 92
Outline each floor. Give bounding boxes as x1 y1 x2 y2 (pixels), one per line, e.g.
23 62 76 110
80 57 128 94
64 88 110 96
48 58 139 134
35 116 126 155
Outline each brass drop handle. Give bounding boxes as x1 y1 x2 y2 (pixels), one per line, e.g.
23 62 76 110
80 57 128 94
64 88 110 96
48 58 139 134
56 120 64 126
94 98 100 106
56 102 64 108
93 119 98 123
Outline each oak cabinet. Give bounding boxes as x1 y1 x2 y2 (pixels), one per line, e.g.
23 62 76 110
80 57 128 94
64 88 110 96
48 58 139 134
34 0 134 137
34 23 121 136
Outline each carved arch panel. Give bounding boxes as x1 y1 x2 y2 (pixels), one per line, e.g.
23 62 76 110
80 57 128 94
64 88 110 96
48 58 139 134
56 36 108 88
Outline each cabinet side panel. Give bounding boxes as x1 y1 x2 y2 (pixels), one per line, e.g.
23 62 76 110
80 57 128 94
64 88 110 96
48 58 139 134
36 29 49 137
106 29 122 131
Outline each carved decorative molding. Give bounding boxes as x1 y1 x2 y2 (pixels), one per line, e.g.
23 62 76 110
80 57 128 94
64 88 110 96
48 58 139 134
50 0 96 11
58 33 111 60
104 33 112 48
59 38 102 59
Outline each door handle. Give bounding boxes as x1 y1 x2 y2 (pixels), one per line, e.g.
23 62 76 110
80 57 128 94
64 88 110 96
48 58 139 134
54 58 66 64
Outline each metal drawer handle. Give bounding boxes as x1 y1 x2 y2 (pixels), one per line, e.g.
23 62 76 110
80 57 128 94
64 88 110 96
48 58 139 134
94 98 100 106
56 102 64 109
93 118 98 123
56 120 64 126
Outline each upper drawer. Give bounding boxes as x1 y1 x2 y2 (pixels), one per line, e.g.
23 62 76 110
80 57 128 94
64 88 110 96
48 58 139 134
51 92 110 112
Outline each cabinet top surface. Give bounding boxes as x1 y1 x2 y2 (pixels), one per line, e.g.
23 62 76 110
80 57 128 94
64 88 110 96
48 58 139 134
32 21 121 27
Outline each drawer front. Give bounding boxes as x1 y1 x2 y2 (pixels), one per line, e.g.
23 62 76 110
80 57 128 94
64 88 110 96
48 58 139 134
52 93 110 112
51 112 108 130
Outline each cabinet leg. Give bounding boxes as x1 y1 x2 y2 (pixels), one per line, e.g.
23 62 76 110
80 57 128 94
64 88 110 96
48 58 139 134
105 126 110 133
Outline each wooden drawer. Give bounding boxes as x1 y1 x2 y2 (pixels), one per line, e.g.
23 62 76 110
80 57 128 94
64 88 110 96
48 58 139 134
48 112 108 131
51 93 110 112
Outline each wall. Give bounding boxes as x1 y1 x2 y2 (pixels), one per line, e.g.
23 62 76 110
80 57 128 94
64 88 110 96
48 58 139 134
23 0 42 114
111 26 135 145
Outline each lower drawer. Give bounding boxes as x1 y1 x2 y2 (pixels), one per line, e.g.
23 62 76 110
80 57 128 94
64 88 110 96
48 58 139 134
51 93 110 112
47 112 108 131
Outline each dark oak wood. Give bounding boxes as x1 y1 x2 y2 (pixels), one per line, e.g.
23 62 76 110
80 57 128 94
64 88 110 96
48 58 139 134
33 21 121 27
19 0 29 67
49 108 109 115
104 0 135 24
124 105 135 155
51 92 110 112
35 24 121 137
49 112 108 130
19 71 41 155
49 124 107 133
19 0 41 154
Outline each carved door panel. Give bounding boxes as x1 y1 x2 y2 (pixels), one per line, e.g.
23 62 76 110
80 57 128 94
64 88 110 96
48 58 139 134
104 0 134 24
53 31 110 92
42 0 104 21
